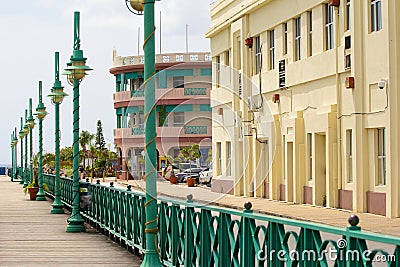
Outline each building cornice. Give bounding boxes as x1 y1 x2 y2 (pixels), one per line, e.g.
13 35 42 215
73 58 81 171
110 61 211 75
206 0 271 38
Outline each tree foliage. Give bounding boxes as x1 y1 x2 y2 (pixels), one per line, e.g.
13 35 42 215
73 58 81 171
95 120 106 151
60 146 73 162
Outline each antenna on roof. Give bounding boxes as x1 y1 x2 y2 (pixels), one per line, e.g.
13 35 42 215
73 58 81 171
137 26 140 56
159 11 162 54
186 24 189 53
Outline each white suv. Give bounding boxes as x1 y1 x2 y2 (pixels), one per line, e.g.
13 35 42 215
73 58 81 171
199 168 213 184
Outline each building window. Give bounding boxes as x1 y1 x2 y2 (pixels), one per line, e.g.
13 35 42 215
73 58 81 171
173 76 184 88
347 129 353 182
308 11 313 57
294 17 301 61
268 30 275 70
377 128 386 185
217 142 222 176
128 78 144 91
371 0 382 32
325 4 334 50
255 36 262 73
307 133 312 180
173 112 184 126
128 113 135 128
345 0 351 31
226 142 231 176
225 50 230 66
138 112 144 126
283 23 288 55
216 55 220 88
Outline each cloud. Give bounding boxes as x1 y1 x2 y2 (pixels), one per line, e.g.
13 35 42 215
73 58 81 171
0 0 211 164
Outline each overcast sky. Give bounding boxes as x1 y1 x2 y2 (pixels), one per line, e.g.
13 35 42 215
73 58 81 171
1 0 211 164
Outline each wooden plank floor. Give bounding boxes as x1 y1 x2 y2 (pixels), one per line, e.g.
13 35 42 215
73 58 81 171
0 176 141 267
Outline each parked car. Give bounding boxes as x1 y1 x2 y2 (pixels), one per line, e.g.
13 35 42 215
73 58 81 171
176 163 198 172
176 168 206 183
199 168 213 184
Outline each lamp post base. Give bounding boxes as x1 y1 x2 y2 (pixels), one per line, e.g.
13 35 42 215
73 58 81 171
66 218 86 233
141 251 163 267
36 188 46 201
51 201 64 214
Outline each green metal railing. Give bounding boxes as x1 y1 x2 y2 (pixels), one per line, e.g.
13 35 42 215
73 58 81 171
42 174 400 266
16 167 23 180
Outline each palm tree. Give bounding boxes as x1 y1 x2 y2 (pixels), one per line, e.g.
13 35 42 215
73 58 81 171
43 153 55 171
88 143 98 177
80 130 94 170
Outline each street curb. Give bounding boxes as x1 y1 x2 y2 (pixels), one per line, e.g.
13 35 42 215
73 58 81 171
117 180 341 227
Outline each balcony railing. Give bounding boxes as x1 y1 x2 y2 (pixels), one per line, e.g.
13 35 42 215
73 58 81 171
43 174 400 267
183 88 207 96
131 90 145 97
114 88 211 105
115 126 211 139
132 126 145 135
184 126 208 135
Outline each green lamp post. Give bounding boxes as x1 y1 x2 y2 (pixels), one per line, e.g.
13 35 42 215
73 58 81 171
34 81 48 201
23 109 30 188
18 117 25 185
125 1 162 266
10 131 17 181
49 51 68 214
10 133 13 181
63 11 92 232
26 98 36 184
12 129 18 180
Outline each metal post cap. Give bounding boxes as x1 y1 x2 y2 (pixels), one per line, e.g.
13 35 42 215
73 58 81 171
348 214 359 227
244 202 252 210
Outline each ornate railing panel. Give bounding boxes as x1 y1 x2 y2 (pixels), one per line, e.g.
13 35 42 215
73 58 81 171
42 175 400 266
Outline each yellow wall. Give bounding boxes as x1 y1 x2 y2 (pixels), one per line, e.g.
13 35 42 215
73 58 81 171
207 0 400 217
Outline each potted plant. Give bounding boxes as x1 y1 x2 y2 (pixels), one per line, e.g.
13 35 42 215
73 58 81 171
187 177 196 187
23 153 49 200
169 169 178 184
24 180 39 200
180 144 202 187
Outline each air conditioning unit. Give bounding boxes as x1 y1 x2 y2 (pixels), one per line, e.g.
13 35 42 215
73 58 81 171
242 124 253 136
234 111 242 127
247 96 261 111
272 94 280 103
329 0 340 6
345 77 354 89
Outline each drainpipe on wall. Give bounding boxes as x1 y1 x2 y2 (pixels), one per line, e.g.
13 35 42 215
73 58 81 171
335 6 342 204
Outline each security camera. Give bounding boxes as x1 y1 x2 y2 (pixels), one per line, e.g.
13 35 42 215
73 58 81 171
378 79 387 89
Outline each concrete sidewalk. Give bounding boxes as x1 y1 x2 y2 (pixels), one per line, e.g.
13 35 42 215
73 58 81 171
104 177 400 238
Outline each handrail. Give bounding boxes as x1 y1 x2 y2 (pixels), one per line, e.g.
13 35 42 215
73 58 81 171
42 174 400 266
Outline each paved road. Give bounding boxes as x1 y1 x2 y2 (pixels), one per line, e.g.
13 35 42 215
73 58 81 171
111 177 400 238
0 176 141 267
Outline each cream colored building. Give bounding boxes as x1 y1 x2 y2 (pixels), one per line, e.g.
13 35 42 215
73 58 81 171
206 0 400 217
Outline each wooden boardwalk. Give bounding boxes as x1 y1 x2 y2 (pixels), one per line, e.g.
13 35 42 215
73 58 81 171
0 177 141 267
